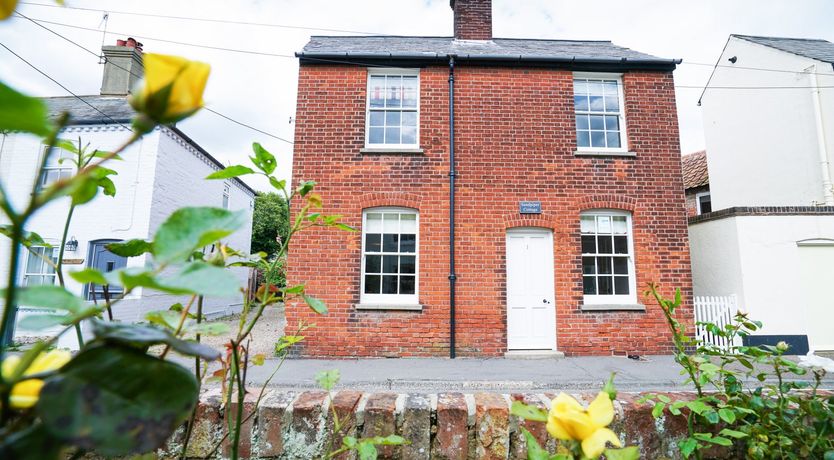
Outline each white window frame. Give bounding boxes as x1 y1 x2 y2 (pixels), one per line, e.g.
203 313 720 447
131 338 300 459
37 145 74 190
22 245 59 287
580 210 637 305
222 182 231 209
573 73 628 153
359 207 419 305
695 191 711 215
364 69 420 150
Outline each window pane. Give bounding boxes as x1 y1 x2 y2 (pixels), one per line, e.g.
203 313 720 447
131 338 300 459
402 127 417 145
402 77 418 108
597 235 613 254
580 215 595 233
400 234 416 253
604 96 619 112
582 257 596 275
366 213 383 232
590 115 605 130
364 275 381 294
577 131 590 148
605 116 619 131
598 276 613 295
385 76 402 108
369 76 385 108
365 255 381 273
573 79 588 95
588 81 603 95
606 132 621 149
365 234 381 252
591 131 606 148
401 214 416 232
382 275 398 294
613 257 628 274
597 256 613 274
597 216 611 233
583 276 596 295
383 255 398 273
385 111 401 127
369 111 384 127
385 127 401 144
581 235 596 254
614 276 630 295
400 256 415 274
574 95 589 112
383 213 399 232
589 96 604 111
603 80 619 94
402 111 417 128
614 236 628 254
575 115 589 130
612 216 627 234
400 276 415 294
369 127 384 144
382 234 399 252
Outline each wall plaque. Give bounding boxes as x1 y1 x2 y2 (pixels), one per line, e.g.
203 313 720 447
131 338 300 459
519 201 542 214
62 259 85 265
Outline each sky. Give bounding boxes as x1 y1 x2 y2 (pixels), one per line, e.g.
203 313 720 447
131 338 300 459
1 0 833 191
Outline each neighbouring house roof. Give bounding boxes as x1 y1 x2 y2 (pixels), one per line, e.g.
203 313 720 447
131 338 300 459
682 150 709 190
733 35 834 65
297 36 680 71
44 95 257 196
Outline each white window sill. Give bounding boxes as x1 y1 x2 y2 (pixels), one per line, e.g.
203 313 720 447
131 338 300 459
360 148 424 154
355 303 423 311
574 150 636 157
580 303 645 312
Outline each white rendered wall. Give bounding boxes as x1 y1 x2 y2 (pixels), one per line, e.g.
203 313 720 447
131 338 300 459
688 217 745 302
701 37 834 209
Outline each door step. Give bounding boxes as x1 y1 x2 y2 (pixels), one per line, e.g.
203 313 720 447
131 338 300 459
504 350 565 360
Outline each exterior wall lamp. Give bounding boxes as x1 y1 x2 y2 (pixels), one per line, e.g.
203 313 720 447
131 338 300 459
65 236 78 252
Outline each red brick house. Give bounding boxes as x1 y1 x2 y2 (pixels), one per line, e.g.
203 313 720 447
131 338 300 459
287 0 693 357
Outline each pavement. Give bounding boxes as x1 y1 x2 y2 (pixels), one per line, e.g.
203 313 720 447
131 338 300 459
232 355 834 393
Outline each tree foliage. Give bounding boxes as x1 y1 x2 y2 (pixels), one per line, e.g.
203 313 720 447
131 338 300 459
251 192 289 258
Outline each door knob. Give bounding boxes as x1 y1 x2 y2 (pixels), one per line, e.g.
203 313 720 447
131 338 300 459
542 299 551 304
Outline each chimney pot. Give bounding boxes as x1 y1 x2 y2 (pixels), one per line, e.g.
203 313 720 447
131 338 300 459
450 0 492 41
100 38 145 97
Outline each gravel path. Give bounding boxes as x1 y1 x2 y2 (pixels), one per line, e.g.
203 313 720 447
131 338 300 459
199 304 286 357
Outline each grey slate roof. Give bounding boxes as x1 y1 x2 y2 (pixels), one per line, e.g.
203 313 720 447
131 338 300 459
734 35 834 65
298 36 679 69
45 95 135 125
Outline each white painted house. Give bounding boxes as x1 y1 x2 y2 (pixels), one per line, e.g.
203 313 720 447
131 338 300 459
0 41 255 347
691 35 834 353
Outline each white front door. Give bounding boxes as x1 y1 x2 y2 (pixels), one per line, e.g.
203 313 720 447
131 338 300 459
506 229 556 350
798 244 834 351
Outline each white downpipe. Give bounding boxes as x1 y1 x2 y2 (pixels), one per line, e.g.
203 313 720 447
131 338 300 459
809 66 834 205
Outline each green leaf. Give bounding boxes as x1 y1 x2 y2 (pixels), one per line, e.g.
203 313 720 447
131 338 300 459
157 262 241 298
315 369 340 391
718 408 736 424
719 428 748 439
106 239 152 257
90 319 220 361
698 362 720 374
703 409 720 424
269 176 286 192
36 345 198 457
206 165 256 180
187 321 230 336
679 438 698 458
342 436 357 448
0 81 52 136
520 428 549 460
18 313 67 330
368 435 405 445
15 285 85 313
250 353 266 366
823 451 834 460
602 372 618 400
295 180 316 197
356 442 377 460
0 226 49 248
510 400 548 422
686 400 710 415
69 268 108 285
0 423 66 460
657 394 671 403
604 446 640 460
251 142 277 174
152 207 245 263
652 402 666 418
145 310 181 330
302 295 327 314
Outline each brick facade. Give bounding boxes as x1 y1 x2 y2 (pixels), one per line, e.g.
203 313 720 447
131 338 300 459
287 63 693 357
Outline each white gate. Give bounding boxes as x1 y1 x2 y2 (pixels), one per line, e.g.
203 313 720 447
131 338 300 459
694 295 741 351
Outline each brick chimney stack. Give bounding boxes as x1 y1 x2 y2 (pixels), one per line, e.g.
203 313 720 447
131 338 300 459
450 0 492 41
100 38 144 96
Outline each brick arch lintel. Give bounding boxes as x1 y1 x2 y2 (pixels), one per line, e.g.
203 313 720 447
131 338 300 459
577 194 638 213
502 213 558 230
358 192 422 211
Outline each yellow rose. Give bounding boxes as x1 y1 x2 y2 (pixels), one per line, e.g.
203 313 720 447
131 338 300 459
1 349 71 409
0 0 18 20
130 53 210 127
546 392 622 459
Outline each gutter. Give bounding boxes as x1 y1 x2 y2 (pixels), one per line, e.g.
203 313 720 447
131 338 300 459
448 55 457 359
809 65 834 205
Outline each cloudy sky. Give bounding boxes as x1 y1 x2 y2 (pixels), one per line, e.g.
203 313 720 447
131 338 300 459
1 0 832 191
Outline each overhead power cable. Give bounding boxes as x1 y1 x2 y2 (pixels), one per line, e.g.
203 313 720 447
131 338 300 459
15 12 294 144
0 42 133 131
19 1 384 35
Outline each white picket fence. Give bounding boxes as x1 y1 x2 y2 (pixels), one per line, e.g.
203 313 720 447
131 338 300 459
694 295 742 351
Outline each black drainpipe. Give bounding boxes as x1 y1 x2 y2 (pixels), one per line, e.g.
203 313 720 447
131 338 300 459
448 55 457 359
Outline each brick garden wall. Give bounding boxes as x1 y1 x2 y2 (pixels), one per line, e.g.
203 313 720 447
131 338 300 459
287 64 693 357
